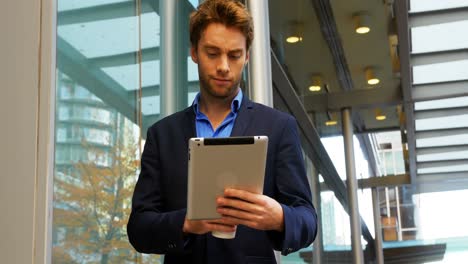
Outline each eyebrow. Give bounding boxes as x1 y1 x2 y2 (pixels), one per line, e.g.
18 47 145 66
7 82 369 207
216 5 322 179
203 45 243 54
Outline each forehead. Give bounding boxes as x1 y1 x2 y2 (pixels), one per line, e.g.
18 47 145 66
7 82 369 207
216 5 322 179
199 23 247 51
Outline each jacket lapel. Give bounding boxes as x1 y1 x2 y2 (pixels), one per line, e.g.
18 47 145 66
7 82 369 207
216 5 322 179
183 107 197 140
230 96 254 137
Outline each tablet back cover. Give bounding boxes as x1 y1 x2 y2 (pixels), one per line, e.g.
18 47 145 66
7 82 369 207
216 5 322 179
187 136 268 220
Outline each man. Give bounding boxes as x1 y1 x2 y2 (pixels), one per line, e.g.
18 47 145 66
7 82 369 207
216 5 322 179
127 0 317 263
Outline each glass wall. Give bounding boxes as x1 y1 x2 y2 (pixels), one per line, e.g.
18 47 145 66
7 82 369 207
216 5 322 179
408 0 468 262
53 0 198 263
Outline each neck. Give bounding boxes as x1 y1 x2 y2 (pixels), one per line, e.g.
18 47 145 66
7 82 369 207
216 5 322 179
199 89 239 116
198 89 239 129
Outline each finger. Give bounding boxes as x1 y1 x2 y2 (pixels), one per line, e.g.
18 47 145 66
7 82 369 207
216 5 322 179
207 218 237 227
220 215 262 230
205 222 237 232
224 188 264 205
217 197 263 214
217 206 261 222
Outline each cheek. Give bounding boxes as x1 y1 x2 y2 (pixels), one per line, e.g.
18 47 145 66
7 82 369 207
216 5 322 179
234 63 246 75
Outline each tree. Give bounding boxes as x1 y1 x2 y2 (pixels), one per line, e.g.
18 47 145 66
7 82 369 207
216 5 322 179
53 129 159 264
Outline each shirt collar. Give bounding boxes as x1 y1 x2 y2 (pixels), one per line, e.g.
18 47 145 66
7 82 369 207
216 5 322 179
192 89 243 115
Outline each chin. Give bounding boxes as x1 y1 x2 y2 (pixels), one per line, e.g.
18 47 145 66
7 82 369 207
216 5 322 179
209 87 236 98
211 92 232 99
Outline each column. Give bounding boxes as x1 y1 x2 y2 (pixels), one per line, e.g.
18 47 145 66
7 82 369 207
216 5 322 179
160 0 189 116
372 187 384 264
307 157 323 263
245 0 273 106
341 108 364 264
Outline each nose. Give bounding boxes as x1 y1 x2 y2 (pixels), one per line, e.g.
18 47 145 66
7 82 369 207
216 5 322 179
216 55 230 75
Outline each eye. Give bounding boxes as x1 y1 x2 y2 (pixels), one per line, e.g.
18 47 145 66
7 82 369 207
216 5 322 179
229 54 242 60
207 52 218 58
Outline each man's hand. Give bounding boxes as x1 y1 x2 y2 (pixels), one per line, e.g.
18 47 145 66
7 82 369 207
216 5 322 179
216 188 284 232
182 218 236 235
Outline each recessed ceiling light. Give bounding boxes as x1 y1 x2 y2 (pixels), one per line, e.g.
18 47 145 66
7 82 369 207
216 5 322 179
286 22 304 44
309 74 322 92
353 13 371 34
365 67 380 85
375 108 386 121
325 120 338 126
376 115 386 121
287 36 302 43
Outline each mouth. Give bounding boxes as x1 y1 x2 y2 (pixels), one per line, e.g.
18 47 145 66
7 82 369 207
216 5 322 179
212 77 232 85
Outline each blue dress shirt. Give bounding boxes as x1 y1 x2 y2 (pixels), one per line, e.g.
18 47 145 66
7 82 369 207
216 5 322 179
192 90 243 138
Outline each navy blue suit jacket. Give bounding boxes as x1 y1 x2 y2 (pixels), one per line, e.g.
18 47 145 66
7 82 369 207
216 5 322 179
127 97 317 264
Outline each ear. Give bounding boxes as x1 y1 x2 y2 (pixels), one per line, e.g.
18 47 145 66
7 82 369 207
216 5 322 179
190 46 198 64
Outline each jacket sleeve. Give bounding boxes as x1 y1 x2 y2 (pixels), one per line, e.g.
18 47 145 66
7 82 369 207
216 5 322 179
127 127 190 254
266 116 318 255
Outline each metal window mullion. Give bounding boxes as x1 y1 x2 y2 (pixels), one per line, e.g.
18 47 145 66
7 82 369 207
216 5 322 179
342 108 364 264
245 0 273 107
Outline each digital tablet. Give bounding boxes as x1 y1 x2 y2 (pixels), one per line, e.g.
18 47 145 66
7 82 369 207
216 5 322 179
186 136 268 220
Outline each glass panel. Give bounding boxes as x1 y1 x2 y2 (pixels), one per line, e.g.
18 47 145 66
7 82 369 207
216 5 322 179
321 191 353 255
417 150 468 162
418 164 468 174
53 0 166 263
415 96 468 111
415 114 468 131
413 190 468 263
188 0 200 8
322 137 346 180
413 60 468 85
410 0 468 13
394 151 406 174
416 134 468 148
416 190 468 238
58 17 140 58
384 152 394 174
411 21 468 54
358 189 375 238
381 150 406 175
54 0 198 262
58 0 132 12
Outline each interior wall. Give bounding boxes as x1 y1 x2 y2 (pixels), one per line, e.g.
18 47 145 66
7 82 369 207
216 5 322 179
0 0 54 263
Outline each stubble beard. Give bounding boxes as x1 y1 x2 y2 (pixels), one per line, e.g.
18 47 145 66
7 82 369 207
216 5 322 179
199 74 241 100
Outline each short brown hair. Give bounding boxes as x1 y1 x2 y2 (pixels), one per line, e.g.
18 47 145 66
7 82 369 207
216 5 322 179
189 0 254 50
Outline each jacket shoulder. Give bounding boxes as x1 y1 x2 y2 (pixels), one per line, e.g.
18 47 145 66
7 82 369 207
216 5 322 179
147 107 192 132
251 102 295 122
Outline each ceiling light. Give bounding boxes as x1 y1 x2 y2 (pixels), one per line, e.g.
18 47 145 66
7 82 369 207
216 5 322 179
287 36 302 43
353 13 371 34
325 112 338 126
375 108 386 121
309 74 322 92
286 22 304 44
325 120 338 126
365 67 380 85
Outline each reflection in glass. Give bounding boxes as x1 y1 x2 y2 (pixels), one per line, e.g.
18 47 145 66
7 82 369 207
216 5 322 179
53 1 160 263
53 0 199 262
